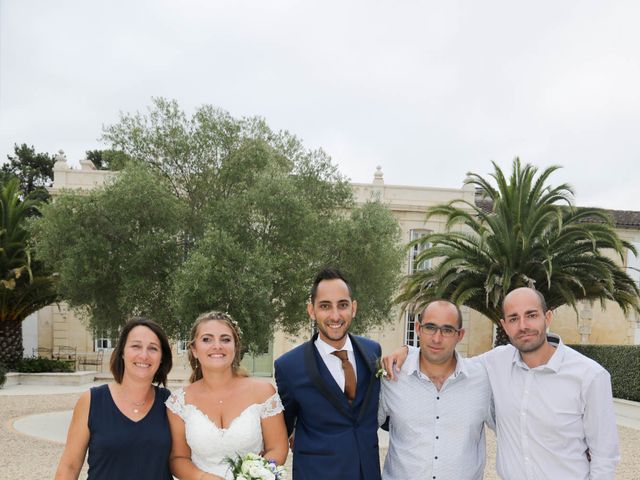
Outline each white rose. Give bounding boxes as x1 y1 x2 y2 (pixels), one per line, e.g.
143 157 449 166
241 459 261 474
248 464 275 480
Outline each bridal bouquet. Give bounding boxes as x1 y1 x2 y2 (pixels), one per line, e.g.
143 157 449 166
225 452 287 480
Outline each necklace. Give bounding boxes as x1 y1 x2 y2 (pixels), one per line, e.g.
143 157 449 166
131 398 146 414
203 381 234 405
122 387 151 413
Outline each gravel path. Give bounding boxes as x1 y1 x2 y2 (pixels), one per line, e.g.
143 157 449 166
1 394 84 479
1 393 638 479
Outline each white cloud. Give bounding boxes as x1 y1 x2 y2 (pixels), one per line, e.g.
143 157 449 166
1 0 639 210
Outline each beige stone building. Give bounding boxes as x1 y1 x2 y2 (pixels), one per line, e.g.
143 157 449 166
23 154 640 374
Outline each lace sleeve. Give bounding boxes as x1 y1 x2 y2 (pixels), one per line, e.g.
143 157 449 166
165 387 186 419
260 391 284 419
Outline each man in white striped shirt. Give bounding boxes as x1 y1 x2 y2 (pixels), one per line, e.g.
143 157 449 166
378 300 493 480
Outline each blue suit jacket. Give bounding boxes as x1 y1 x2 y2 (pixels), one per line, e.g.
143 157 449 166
274 333 382 480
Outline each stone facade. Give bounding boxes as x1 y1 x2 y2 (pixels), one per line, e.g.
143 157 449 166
28 155 640 371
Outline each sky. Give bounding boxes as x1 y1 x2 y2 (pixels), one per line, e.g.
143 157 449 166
1 0 640 210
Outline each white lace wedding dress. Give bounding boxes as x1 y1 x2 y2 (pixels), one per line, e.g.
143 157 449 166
166 388 284 480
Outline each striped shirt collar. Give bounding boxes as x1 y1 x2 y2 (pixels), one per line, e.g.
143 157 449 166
403 348 469 380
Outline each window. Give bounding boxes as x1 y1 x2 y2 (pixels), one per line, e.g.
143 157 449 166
94 337 112 350
627 243 640 287
405 312 422 347
628 243 640 344
409 229 431 273
405 229 431 346
93 328 114 351
176 340 188 354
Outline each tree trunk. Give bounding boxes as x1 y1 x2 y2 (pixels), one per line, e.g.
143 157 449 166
0 320 24 369
493 322 510 347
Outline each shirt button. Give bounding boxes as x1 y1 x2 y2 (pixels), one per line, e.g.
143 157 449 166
435 436 439 439
436 416 440 419
435 456 438 459
436 396 440 400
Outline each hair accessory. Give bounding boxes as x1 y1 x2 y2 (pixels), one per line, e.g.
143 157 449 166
223 311 243 337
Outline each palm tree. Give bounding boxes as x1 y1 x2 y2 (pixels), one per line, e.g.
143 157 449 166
397 158 640 346
0 179 58 368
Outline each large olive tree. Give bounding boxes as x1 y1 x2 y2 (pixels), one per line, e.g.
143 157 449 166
33 99 404 352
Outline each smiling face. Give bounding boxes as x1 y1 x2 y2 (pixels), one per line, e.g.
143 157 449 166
190 319 236 372
122 325 162 381
417 301 464 366
500 288 552 354
308 278 357 349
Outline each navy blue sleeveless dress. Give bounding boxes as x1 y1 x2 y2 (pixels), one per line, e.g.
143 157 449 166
87 384 172 479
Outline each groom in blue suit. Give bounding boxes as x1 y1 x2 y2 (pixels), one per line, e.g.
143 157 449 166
275 268 382 480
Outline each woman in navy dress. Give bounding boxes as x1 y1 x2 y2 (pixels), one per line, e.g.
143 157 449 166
55 317 173 480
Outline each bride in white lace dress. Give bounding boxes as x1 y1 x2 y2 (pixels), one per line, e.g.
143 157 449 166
166 312 288 480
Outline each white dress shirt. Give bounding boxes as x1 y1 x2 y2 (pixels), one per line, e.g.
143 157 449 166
314 335 357 392
478 334 620 480
378 349 493 480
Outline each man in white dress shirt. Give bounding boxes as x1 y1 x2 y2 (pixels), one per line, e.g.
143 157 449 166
386 287 620 480
378 300 493 480
485 287 619 479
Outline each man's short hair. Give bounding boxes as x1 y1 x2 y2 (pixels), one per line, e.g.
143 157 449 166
501 288 549 316
420 299 463 329
533 289 548 312
310 267 353 303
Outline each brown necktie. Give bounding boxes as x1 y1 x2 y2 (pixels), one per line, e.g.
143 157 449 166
332 350 356 402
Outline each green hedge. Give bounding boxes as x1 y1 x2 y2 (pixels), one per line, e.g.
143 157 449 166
569 344 640 402
0 362 6 388
16 357 74 373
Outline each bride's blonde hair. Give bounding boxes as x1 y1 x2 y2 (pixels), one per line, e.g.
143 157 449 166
187 311 247 383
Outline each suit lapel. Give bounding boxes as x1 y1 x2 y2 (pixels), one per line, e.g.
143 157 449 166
351 335 379 423
303 334 353 420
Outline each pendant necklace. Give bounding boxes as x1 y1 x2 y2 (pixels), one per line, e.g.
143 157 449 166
123 388 149 414
131 398 147 414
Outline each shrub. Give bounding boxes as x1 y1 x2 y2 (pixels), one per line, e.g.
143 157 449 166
569 344 640 402
16 357 74 373
0 362 6 388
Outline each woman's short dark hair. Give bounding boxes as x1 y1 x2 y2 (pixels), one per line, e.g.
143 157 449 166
109 317 173 386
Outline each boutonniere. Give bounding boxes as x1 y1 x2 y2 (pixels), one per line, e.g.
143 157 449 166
375 357 388 379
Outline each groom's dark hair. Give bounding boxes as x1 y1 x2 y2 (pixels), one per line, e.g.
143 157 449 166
310 267 353 303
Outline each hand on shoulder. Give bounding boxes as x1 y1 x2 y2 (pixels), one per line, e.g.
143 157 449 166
381 345 409 381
